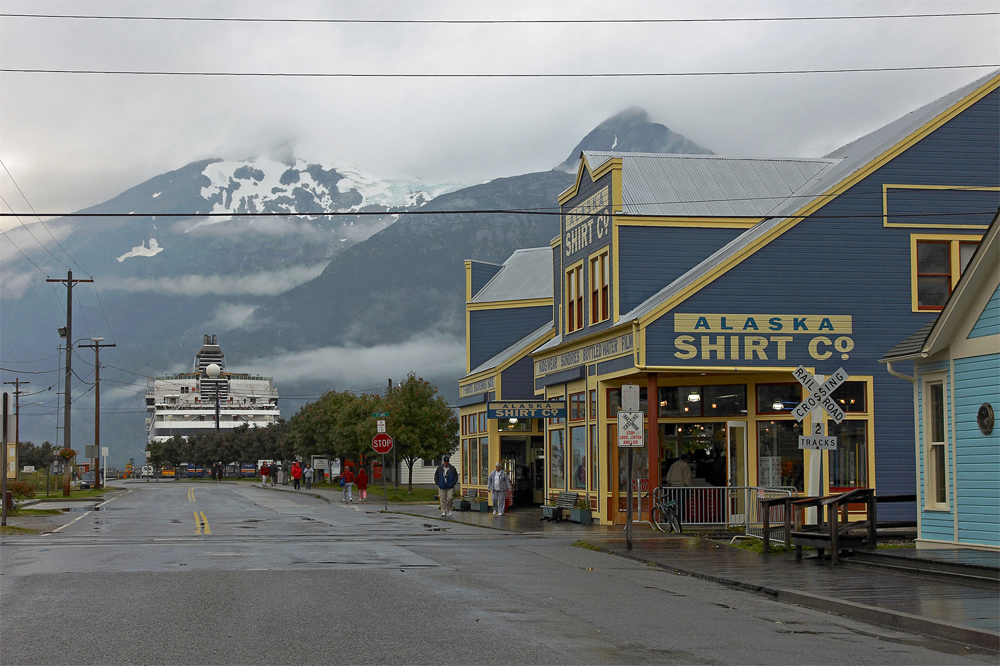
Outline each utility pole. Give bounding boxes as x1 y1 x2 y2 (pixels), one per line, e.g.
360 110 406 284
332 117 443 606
2 393 8 526
47 270 94 496
80 339 114 490
3 378 28 481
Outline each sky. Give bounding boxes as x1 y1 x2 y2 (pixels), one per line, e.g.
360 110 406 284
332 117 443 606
1 0 998 224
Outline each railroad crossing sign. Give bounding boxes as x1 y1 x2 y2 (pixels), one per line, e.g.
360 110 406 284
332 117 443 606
791 366 848 450
617 410 644 447
372 433 393 455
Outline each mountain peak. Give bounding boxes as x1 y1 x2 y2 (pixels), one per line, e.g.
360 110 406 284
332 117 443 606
556 107 713 171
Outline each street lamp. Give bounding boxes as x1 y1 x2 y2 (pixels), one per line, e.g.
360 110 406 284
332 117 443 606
205 363 222 432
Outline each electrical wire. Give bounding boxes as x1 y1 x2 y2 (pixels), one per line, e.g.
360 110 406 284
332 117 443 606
2 64 995 78
2 11 996 24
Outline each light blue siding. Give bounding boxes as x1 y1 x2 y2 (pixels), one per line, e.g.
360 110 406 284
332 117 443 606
916 372 955 541
968 284 1000 339
954 354 1000 546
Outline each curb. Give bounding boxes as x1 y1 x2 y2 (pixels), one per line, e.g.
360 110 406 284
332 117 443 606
580 541 999 653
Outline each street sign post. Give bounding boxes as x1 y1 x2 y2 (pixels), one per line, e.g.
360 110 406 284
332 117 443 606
372 433 393 455
377 419 386 434
372 433 393 511
791 366 849 517
619 383 642 552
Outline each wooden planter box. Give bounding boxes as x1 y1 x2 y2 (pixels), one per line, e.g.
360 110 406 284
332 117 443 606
569 508 592 524
453 500 470 512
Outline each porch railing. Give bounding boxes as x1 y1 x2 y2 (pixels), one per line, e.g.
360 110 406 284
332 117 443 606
649 485 797 531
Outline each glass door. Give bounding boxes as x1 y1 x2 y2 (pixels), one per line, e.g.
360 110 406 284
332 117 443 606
726 421 748 522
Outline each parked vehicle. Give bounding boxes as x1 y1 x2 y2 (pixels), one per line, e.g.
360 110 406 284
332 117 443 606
141 466 155 478
80 471 96 489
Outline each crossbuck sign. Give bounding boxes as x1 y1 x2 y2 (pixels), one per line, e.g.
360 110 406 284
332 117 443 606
791 366 848 450
617 410 644 447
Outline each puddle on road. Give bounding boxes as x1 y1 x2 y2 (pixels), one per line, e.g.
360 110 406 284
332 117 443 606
61 506 99 513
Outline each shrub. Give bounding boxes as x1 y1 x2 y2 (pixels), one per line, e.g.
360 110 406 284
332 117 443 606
8 480 36 500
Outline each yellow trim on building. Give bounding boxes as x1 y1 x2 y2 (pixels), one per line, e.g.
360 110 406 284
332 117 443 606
467 298 553 311
908 232 984 311
616 216 761 229
883 184 999 229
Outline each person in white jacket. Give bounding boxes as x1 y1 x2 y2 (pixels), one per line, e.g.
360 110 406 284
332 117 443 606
487 463 512 516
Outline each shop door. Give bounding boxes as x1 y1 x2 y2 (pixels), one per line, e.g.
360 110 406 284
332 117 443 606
726 421 748 522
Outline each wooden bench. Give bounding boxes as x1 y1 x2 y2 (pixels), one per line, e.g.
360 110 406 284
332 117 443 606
541 492 578 521
452 488 478 512
790 488 877 564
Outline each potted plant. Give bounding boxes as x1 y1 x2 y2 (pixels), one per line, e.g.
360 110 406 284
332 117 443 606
570 495 593 524
470 492 490 513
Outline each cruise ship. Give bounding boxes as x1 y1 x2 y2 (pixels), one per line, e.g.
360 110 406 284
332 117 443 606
146 334 279 444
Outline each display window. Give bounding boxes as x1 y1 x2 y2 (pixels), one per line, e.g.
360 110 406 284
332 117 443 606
549 428 566 489
756 384 801 415
570 426 587 490
757 420 804 491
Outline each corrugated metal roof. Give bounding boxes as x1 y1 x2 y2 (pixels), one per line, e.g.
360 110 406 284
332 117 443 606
466 322 553 377
618 69 1000 325
583 151 837 217
471 247 552 303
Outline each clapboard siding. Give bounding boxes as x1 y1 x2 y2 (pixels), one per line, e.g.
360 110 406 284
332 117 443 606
968 285 1000 339
469 261 503 297
916 370 955 538
617 225 744 314
469 307 551 370
500 356 537 400
954 354 1000 546
641 90 998 521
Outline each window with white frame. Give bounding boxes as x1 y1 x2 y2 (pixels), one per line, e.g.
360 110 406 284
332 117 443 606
925 379 949 508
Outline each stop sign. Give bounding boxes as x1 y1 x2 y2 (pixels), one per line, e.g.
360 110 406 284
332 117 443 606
372 432 393 454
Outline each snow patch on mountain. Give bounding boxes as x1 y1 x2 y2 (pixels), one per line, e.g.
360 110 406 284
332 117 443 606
197 158 473 227
116 238 163 262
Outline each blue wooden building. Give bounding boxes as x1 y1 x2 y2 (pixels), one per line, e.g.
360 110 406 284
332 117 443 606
462 71 999 524
882 216 999 550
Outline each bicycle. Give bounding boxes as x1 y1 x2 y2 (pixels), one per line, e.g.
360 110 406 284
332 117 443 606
651 493 683 534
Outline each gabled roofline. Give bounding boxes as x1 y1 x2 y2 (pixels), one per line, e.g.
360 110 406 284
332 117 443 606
558 153 621 205
623 71 1000 328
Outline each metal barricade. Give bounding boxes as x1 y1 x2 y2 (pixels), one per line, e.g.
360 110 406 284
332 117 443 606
744 487 797 541
651 486 796 531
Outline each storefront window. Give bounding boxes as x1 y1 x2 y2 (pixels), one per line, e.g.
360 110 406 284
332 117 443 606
615 434 648 493
570 426 587 490
703 385 747 416
757 421 803 490
470 441 479 484
569 392 585 421
589 389 597 420
659 423 728 486
479 412 487 433
830 382 867 413
658 386 702 417
829 420 868 488
590 424 599 492
461 439 469 483
549 429 565 489
609 387 647 417
479 437 490 484
757 384 801 414
498 419 530 432
469 415 477 435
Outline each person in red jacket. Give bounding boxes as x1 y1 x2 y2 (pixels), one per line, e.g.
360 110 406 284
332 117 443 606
260 462 270 488
356 467 369 502
341 468 355 503
290 461 302 491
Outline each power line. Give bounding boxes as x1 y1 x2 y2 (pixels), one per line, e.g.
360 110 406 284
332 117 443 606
0 196 68 273
2 11 996 24
1 64 995 78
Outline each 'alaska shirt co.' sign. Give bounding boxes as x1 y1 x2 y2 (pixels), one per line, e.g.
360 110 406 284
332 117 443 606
671 314 855 362
487 401 567 419
564 185 611 256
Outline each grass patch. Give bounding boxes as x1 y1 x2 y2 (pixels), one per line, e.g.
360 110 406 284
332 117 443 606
730 538 798 555
876 542 916 549
572 540 603 552
0 525 38 535
12 508 63 516
364 486 440 503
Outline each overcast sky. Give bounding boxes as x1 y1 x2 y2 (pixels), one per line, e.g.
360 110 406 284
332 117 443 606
1 0 998 221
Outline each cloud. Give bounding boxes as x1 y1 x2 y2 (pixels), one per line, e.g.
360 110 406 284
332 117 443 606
248 335 465 386
202 303 256 331
0 268 34 298
98 263 328 296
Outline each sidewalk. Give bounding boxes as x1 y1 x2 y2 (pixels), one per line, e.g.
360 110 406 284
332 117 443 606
262 483 1000 651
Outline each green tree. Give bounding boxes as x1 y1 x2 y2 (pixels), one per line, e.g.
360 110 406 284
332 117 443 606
386 373 458 493
17 440 56 469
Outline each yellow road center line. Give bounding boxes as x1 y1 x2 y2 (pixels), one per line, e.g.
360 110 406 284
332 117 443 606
200 511 211 535
188 487 195 502
194 511 202 534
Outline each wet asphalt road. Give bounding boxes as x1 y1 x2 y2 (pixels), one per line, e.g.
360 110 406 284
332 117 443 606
1 482 990 665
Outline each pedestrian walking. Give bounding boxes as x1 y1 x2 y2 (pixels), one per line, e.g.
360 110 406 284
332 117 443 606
487 462 511 516
356 467 368 502
341 468 355 502
270 462 279 486
434 456 458 516
291 461 302 491
303 464 313 490
260 462 269 488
